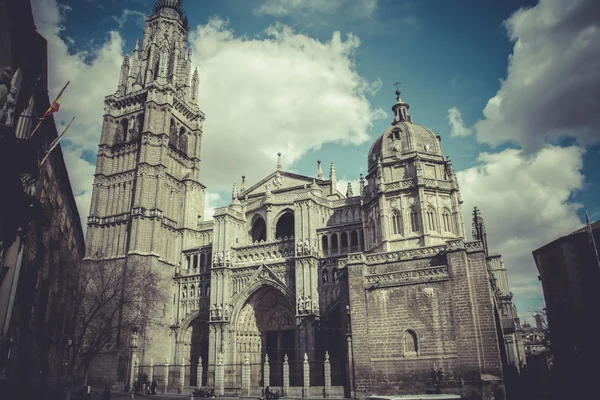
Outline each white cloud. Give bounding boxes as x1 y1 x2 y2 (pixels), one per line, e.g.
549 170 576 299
31 1 383 228
32 0 126 231
255 0 378 19
204 192 223 221
475 0 600 152
457 145 585 314
190 18 384 192
336 178 360 197
447 106 473 137
111 9 146 29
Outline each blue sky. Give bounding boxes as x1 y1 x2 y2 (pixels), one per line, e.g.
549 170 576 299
30 0 600 324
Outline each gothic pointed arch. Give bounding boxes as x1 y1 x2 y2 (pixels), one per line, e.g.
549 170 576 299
250 214 267 242
275 209 295 239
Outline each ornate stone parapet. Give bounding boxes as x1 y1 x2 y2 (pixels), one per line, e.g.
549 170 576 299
365 266 450 288
233 238 295 265
465 240 484 253
445 238 465 252
365 244 446 264
346 252 365 266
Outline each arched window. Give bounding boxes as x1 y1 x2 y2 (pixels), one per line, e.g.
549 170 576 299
199 254 205 270
275 212 294 239
331 233 338 250
193 254 198 270
332 267 339 283
403 330 418 356
169 119 179 148
350 231 359 247
120 119 129 142
369 219 376 245
410 208 420 233
341 232 348 248
427 208 436 232
442 209 453 233
190 284 195 298
392 210 402 235
179 127 188 154
186 255 191 270
205 284 210 297
321 235 329 251
251 216 267 242
360 229 365 248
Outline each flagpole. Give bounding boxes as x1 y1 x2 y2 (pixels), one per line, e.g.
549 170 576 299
586 210 600 270
39 116 76 168
28 119 44 139
30 80 70 139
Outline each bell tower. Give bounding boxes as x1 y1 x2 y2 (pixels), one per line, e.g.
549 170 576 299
85 0 206 376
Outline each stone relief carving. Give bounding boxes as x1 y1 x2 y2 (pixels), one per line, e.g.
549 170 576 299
0 66 13 124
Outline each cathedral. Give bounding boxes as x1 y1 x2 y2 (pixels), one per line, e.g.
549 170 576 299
85 1 511 398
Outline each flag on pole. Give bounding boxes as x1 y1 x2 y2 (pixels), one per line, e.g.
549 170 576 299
40 81 70 121
39 116 76 168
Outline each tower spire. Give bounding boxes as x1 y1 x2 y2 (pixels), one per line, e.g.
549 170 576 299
317 160 323 179
472 207 489 255
329 162 337 195
277 153 282 171
391 84 412 124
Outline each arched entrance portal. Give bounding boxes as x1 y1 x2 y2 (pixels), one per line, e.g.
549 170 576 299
188 318 209 387
235 285 296 388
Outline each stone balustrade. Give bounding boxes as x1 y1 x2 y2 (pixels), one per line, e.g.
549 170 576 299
233 238 295 265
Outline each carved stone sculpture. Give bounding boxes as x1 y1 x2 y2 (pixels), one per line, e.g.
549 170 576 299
0 66 12 124
4 87 16 126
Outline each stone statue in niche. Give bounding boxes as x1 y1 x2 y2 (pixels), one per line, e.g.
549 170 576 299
129 116 139 139
304 295 311 312
216 303 223 319
298 296 305 313
304 238 310 255
0 66 13 124
414 155 423 177
322 270 329 284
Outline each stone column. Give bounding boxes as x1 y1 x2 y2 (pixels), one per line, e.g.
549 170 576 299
216 352 225 396
149 358 154 385
264 354 271 389
129 355 137 387
134 358 140 383
324 352 331 398
180 357 186 393
165 358 170 393
303 353 310 398
242 353 250 396
197 357 203 388
283 354 290 398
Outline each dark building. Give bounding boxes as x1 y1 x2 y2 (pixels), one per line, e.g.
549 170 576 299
0 0 85 398
533 219 600 396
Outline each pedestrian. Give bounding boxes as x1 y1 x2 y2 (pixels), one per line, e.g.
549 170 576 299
142 382 146 395
102 387 111 400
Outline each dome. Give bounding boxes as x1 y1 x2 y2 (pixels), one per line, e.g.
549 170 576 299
367 91 442 169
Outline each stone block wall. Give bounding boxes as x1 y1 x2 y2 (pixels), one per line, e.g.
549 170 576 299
346 247 504 399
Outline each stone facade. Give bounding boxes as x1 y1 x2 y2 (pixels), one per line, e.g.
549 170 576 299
86 1 511 398
0 1 86 398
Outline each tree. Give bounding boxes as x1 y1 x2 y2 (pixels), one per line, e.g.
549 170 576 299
62 254 165 400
